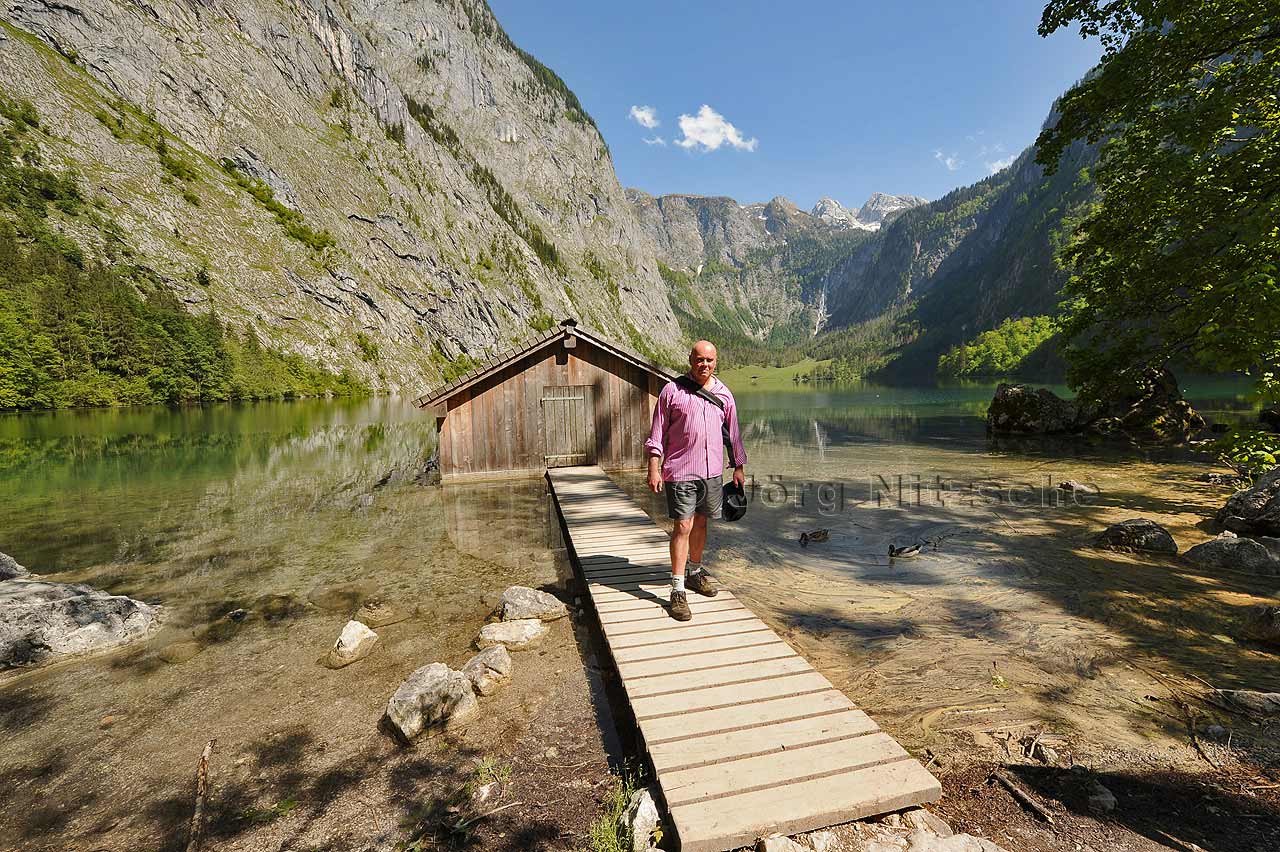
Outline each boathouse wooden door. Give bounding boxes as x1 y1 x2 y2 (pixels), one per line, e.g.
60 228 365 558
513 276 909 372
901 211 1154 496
541 384 595 467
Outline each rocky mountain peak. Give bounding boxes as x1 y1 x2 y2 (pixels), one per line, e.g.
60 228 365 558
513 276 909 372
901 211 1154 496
811 196 856 227
856 192 929 227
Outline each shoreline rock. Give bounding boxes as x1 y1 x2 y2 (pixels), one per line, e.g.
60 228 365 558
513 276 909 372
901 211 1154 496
385 663 478 741
1184 532 1280 575
1095 519 1178 554
477 618 549 650
1239 605 1280 648
987 369 1204 443
1216 467 1280 536
1 569 161 669
1 552 29 581
325 620 379 668
499 586 568 622
461 645 512 695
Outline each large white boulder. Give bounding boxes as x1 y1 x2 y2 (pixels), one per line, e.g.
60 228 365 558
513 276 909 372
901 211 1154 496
325 620 378 668
477 618 549 650
500 586 568 621
385 663 478 741
1 551 28 581
1 577 160 668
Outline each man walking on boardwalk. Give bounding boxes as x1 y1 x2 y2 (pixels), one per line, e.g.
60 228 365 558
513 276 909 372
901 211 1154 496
645 340 747 621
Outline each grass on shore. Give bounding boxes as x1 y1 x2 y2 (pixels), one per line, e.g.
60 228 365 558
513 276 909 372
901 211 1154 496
585 769 640 852
717 358 831 391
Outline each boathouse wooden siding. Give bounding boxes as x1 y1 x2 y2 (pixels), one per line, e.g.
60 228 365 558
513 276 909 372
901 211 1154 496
415 325 673 482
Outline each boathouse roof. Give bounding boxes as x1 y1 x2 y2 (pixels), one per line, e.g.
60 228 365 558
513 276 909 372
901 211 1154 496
413 319 676 408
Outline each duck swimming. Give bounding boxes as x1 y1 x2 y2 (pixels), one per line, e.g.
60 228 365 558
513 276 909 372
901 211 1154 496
888 543 923 559
800 529 830 548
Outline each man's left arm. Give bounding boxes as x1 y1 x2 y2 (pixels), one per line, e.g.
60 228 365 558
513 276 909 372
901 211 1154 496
725 394 746 487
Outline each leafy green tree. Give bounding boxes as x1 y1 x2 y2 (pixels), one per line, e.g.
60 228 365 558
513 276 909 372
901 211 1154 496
1036 1 1280 404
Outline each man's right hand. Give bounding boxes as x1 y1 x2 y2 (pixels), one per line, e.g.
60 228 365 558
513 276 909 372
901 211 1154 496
647 456 663 492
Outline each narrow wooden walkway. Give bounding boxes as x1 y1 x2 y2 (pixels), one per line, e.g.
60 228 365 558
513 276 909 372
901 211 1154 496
547 466 941 852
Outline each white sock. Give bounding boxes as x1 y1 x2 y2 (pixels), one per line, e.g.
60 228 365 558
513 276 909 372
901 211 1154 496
687 561 704 577
671 574 686 593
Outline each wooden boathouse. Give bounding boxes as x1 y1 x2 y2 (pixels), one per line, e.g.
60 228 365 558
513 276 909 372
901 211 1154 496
414 320 674 482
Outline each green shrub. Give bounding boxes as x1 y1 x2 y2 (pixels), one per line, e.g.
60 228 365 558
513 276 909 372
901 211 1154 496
220 159 334 251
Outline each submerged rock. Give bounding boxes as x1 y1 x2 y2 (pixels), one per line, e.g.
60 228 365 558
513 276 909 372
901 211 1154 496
1217 467 1280 537
355 597 410 628
1 578 160 668
1239 605 1280 648
1 552 28 581
1184 532 1280 575
325 620 379 668
307 581 377 613
461 645 512 695
1094 519 1178 554
499 586 568 622
476 618 549 650
254 593 307 622
385 663 478 741
986 384 1079 435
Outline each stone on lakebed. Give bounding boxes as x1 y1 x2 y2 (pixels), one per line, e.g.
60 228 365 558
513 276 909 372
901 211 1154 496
385 663 477 741
325 620 378 668
499 586 568 621
1094 519 1178 554
476 618 549 650
461 645 512 696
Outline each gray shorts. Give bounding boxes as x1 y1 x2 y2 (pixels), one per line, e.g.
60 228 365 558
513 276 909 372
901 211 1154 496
665 477 723 520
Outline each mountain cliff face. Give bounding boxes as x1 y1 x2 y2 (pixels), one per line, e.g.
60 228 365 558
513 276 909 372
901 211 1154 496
0 0 680 394
626 190 876 349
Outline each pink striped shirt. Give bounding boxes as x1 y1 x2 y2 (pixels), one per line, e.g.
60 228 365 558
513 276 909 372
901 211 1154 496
644 375 747 482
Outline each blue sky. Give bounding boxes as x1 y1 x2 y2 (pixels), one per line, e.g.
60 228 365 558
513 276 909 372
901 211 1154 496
487 0 1103 209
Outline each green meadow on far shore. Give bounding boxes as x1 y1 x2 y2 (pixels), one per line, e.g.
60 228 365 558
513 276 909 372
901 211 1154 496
717 359 831 390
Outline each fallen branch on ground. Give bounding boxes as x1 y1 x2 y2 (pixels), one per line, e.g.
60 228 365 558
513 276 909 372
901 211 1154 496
991 770 1054 824
186 739 215 852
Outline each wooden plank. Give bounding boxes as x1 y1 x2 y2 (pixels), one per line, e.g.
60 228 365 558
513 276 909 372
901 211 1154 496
630 672 831 719
659 733 908 807
606 618 771 650
610 630 780 664
615 639 793 679
598 599 744 625
601 608 759 638
639 690 856 743
669 759 942 852
625 656 811 698
646 709 879 773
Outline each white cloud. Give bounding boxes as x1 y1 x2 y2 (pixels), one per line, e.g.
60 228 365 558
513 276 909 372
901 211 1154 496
933 149 962 171
643 136 667 146
629 105 660 129
985 155 1016 174
674 105 758 152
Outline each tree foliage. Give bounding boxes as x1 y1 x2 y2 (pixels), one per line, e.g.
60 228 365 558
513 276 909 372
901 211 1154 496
1036 1 1280 404
937 316 1061 377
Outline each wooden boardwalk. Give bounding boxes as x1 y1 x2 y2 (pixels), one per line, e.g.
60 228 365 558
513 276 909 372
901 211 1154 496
546 466 941 852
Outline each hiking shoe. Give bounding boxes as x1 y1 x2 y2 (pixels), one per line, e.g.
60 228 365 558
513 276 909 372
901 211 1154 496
668 590 692 621
686 570 719 597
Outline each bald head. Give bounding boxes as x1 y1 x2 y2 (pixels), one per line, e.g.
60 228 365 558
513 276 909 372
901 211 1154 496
689 340 717 385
